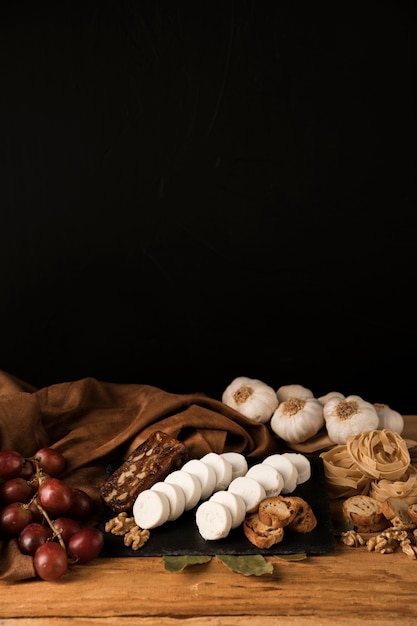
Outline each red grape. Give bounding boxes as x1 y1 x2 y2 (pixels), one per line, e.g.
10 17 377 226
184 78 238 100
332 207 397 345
1 447 102 582
0 477 34 504
37 477 72 515
28 471 50 492
52 517 81 543
68 527 104 564
19 459 35 479
18 522 53 555
0 502 33 537
33 448 66 476
69 488 94 520
28 499 44 524
34 542 68 581
0 450 24 480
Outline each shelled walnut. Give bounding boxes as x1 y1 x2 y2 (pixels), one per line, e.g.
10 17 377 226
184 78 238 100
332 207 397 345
340 530 366 547
124 526 150 550
105 512 136 535
366 528 409 554
400 539 417 559
105 512 150 551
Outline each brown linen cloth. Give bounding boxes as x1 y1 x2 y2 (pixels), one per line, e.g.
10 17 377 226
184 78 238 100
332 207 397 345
0 371 280 582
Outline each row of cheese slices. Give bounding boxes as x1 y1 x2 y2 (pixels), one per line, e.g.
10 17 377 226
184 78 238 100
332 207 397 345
132 451 311 540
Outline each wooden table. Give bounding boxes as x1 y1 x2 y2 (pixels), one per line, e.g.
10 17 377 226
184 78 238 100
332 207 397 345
2 417 417 626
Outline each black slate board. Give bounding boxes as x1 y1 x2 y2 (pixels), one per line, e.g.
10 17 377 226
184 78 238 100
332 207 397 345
99 455 335 557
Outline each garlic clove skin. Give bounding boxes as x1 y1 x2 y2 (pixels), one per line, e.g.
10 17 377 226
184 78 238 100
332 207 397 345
373 403 404 435
317 391 345 406
276 384 314 403
323 394 379 445
270 397 325 444
222 376 279 424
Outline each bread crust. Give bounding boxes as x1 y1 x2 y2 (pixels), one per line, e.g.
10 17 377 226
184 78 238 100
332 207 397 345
243 512 285 549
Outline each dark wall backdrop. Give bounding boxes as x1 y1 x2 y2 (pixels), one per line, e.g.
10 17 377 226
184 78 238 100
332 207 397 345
1 1 415 411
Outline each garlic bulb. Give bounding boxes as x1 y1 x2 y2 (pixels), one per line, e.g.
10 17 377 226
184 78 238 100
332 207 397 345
317 391 345 406
323 395 379 445
222 376 279 424
373 403 404 434
276 384 314 403
270 397 324 444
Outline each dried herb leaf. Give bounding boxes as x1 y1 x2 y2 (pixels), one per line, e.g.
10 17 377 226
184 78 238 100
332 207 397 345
216 554 273 576
163 555 212 572
273 553 307 561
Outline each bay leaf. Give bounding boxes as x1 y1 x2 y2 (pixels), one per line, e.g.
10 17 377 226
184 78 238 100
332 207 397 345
163 555 212 572
273 553 307 561
216 554 273 576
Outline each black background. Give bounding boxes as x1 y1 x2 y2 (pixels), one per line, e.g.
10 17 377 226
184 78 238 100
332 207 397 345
1 1 415 411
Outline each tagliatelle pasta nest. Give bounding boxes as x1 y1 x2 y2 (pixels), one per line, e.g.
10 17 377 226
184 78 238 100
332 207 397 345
320 445 371 499
320 429 415 501
369 465 417 504
346 429 410 481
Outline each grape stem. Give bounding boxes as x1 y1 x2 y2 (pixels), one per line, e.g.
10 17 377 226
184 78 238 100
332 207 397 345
28 457 68 551
33 498 67 552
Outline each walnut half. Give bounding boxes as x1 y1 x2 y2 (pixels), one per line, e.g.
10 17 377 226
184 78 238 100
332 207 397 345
124 526 150 550
340 530 365 547
105 512 136 535
105 512 150 551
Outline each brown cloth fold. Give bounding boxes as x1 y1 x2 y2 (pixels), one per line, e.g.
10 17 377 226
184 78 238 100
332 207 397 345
0 371 280 582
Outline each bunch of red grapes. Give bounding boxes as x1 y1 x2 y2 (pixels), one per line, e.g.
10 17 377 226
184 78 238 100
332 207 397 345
0 447 104 581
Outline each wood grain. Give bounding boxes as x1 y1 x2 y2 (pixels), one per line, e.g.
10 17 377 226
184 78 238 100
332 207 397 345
1 416 417 626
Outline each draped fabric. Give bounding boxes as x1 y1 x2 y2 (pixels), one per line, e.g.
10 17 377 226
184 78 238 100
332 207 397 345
0 371 280 581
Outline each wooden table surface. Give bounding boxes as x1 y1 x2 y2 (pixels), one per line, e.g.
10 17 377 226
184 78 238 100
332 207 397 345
2 417 417 626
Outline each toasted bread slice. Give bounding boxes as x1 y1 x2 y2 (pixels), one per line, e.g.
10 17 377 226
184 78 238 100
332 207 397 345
243 512 285 549
286 496 317 533
342 495 389 533
258 495 299 529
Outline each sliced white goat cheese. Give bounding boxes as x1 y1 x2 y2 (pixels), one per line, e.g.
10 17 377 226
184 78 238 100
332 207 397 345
181 459 217 500
227 476 266 513
200 452 233 491
133 489 170 529
195 500 233 540
245 463 284 497
219 451 248 479
150 481 186 521
262 454 298 493
209 490 246 528
164 470 202 510
281 452 311 484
